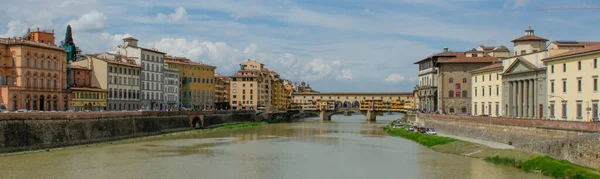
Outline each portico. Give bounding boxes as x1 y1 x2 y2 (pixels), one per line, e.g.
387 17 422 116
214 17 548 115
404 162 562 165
502 58 547 119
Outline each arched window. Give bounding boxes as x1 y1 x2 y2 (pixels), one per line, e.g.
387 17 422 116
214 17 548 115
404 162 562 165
449 108 455 113
461 107 467 113
449 78 454 83
40 60 44 69
463 78 467 83
448 90 454 97
462 90 468 98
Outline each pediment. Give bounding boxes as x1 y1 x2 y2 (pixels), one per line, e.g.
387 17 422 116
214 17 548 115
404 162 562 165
504 57 536 74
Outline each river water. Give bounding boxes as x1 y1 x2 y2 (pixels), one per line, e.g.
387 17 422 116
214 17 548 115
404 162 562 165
0 114 547 179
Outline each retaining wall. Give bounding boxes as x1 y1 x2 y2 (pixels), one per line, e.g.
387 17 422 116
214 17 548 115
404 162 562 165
416 114 600 170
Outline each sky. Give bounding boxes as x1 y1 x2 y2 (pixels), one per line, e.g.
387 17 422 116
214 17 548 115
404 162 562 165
2 0 600 92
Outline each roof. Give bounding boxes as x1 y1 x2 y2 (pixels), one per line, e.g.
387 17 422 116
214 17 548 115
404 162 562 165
469 63 502 73
164 59 216 68
123 37 138 41
91 54 141 68
436 53 500 64
550 41 600 48
542 45 600 61
414 51 463 64
292 92 413 95
71 65 90 70
0 38 65 51
511 35 549 43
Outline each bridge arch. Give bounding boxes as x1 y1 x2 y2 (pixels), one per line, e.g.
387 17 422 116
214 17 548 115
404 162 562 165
352 101 360 108
192 116 202 128
343 101 351 108
335 101 342 108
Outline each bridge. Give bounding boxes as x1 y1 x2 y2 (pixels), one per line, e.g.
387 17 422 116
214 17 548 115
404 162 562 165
293 92 414 121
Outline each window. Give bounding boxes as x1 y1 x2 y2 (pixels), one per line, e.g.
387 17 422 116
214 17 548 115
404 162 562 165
577 77 582 92
472 54 478 57
551 65 554 73
474 103 477 115
482 87 485 97
474 87 478 97
489 74 491 81
578 61 581 70
496 73 499 80
449 78 453 83
475 76 478 82
448 90 454 97
562 101 567 120
521 50 526 55
593 101 599 121
496 85 499 96
461 107 467 113
549 101 555 119
495 102 499 117
550 80 555 93
563 63 567 72
594 76 598 92
462 90 467 98
463 78 467 83
488 86 492 96
449 108 455 113
576 101 583 120
563 79 567 93
483 76 485 82
594 58 598 69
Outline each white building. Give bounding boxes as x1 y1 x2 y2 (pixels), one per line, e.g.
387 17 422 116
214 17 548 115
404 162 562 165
116 37 166 110
163 64 179 110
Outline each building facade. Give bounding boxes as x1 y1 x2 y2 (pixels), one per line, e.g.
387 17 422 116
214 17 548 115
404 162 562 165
69 65 107 111
165 56 216 110
542 46 600 122
435 50 499 115
214 74 230 110
414 50 443 113
116 37 165 110
163 64 179 110
0 30 70 111
470 63 503 117
74 53 141 111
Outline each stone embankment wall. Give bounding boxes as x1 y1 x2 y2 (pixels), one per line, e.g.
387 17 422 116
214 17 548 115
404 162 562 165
416 114 600 170
0 111 305 153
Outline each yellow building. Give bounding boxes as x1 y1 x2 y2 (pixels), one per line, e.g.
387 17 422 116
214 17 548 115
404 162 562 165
542 46 600 122
71 87 107 111
470 63 503 117
165 56 216 110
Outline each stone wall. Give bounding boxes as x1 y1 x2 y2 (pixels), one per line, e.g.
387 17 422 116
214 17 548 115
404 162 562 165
416 114 600 169
0 111 281 153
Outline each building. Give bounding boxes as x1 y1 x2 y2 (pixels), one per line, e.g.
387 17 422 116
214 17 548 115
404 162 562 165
542 45 600 122
269 71 287 112
499 27 573 119
74 53 141 111
414 50 445 113
164 56 216 110
292 92 413 109
214 74 230 110
229 60 263 110
0 28 70 111
69 65 107 111
435 49 500 115
547 41 600 51
470 63 503 117
116 37 165 110
163 64 179 110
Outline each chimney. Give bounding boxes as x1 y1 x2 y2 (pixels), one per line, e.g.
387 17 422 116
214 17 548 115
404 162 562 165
443 47 449 52
37 27 39 31
52 29 54 33
28 28 30 32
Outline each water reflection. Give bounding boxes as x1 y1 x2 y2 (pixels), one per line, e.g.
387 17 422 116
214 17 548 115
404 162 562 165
0 114 547 179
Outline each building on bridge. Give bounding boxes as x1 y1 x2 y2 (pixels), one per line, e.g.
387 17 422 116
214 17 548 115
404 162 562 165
292 92 413 110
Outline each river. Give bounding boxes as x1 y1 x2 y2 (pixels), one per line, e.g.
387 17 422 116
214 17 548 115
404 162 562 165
0 114 547 179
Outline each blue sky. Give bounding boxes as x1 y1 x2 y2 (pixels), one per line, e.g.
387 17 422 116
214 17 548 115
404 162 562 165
2 0 600 92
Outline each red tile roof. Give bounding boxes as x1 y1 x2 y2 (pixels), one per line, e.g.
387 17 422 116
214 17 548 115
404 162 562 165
71 65 90 70
542 45 600 61
414 52 463 64
511 35 548 42
164 59 216 68
470 63 502 73
550 41 600 48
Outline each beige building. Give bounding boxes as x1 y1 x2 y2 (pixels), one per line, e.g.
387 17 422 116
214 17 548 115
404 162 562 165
229 59 264 110
470 63 503 116
542 46 600 122
214 73 230 109
74 53 141 111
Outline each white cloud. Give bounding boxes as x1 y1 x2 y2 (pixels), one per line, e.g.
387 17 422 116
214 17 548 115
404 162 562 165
0 20 28 37
363 8 372 13
74 32 132 54
514 0 529 7
66 10 107 32
337 69 353 80
157 7 188 23
384 74 407 83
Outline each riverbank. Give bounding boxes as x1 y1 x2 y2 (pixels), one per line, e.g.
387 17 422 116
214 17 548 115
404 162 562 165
0 121 269 157
384 123 600 179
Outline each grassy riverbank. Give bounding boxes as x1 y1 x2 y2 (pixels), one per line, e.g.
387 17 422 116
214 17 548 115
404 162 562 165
384 124 600 179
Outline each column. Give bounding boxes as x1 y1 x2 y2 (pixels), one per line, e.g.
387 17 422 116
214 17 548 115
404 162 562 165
524 80 529 118
515 80 523 117
512 81 517 117
530 79 535 118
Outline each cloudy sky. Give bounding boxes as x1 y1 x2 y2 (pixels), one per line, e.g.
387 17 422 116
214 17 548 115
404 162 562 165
2 0 600 92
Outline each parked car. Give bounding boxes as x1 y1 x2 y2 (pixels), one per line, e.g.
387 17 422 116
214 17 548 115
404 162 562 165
426 128 437 135
392 124 404 129
407 126 415 131
418 127 427 133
